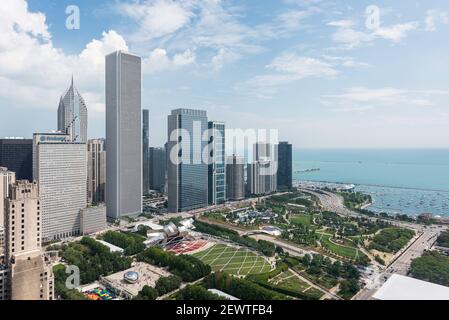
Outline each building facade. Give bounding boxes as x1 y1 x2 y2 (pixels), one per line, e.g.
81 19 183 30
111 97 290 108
80 205 107 235
4 180 54 300
33 132 87 241
0 168 16 231
106 51 142 219
87 139 106 204
167 109 208 213
208 121 226 205
142 109 150 196
247 143 278 196
0 138 33 181
277 141 293 190
247 160 277 196
57 77 88 143
149 147 166 192
226 155 245 201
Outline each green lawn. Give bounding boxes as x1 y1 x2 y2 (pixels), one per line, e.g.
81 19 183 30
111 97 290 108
270 271 324 300
319 234 363 260
192 244 272 276
290 214 312 226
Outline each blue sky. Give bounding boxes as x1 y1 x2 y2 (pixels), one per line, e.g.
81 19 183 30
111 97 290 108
1 0 449 148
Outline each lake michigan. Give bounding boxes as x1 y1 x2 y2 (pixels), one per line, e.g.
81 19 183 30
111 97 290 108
293 149 449 217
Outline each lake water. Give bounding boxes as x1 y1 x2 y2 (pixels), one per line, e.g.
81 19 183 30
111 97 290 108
293 149 449 217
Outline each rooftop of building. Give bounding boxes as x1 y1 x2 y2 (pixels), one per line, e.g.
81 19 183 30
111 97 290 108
102 262 171 297
373 274 449 300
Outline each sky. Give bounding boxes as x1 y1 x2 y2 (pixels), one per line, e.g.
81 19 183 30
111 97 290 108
0 0 449 149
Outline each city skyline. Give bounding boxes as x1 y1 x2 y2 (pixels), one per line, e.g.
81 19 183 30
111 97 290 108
1 0 449 149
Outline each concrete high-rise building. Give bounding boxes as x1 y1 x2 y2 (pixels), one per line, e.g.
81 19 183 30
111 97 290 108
247 143 277 196
208 121 226 205
149 147 166 192
0 168 15 258
87 139 106 204
167 109 208 213
4 180 54 300
0 138 33 181
57 77 88 143
0 168 16 230
277 142 293 190
226 155 245 201
247 160 277 196
33 132 87 241
80 204 107 236
106 51 142 220
142 109 150 196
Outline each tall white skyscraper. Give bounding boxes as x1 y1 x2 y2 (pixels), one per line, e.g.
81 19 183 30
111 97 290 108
33 132 87 241
57 77 88 143
105 51 142 219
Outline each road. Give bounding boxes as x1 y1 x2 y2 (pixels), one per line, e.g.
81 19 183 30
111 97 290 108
249 234 323 258
299 188 424 231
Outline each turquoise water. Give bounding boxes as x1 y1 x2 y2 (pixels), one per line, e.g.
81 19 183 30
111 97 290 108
294 149 449 217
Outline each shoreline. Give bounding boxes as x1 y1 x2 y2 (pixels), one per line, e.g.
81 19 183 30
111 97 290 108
297 180 449 218
296 179 449 193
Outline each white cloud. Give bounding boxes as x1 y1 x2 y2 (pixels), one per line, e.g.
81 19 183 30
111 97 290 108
210 48 241 71
322 87 449 109
268 54 338 78
237 53 338 99
321 55 371 68
328 18 418 49
425 10 449 32
117 0 322 70
143 48 196 73
0 0 196 116
118 0 193 41
373 22 418 42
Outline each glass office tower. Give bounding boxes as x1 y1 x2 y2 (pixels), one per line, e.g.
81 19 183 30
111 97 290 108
277 141 293 190
142 109 150 195
208 121 226 205
167 109 208 212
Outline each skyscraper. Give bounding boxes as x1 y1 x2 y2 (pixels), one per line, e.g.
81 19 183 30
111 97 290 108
4 180 54 300
87 139 106 204
0 168 15 255
0 138 33 181
167 109 208 213
208 121 226 205
226 155 245 201
142 109 150 196
248 143 278 196
57 77 88 143
277 142 293 190
149 147 166 192
33 132 87 241
106 51 142 219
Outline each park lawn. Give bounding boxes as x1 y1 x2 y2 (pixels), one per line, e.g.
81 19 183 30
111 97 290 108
269 271 324 300
192 244 272 276
290 214 312 226
319 234 363 260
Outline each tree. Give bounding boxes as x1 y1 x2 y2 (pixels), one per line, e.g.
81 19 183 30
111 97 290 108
155 275 182 295
134 285 158 300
